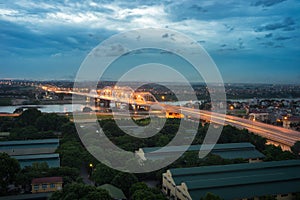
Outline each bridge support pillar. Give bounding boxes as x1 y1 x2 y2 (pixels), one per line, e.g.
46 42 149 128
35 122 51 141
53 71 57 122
94 98 101 107
115 102 121 109
100 99 110 108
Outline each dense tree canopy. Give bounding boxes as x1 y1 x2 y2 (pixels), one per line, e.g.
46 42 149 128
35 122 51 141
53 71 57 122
291 141 300 156
200 192 222 200
92 164 117 186
111 172 138 197
50 183 112 200
0 153 20 195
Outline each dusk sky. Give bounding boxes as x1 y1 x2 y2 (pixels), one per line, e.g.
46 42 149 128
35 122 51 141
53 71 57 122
1 0 300 83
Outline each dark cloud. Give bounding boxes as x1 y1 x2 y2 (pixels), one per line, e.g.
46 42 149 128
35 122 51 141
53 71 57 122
255 17 295 32
162 33 169 38
274 45 284 48
265 33 273 38
220 44 227 47
224 24 234 31
217 48 238 52
253 0 287 7
274 36 293 40
0 19 114 57
189 4 207 13
260 41 274 47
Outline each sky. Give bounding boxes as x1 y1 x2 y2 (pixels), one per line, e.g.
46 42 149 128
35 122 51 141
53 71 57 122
0 0 300 84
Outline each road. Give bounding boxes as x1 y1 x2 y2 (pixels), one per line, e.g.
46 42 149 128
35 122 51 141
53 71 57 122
52 89 300 148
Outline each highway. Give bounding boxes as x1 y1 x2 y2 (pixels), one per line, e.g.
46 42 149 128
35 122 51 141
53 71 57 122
47 87 300 149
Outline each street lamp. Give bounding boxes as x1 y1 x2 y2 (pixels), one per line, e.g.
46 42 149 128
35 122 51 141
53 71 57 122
88 163 94 176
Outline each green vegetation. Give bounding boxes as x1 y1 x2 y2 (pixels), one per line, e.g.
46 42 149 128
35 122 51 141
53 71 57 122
291 141 300 156
50 183 112 200
0 97 11 106
0 153 20 195
0 109 299 199
131 182 167 200
200 192 222 200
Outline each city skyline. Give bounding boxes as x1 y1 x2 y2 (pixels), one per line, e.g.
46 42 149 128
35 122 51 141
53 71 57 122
1 0 300 84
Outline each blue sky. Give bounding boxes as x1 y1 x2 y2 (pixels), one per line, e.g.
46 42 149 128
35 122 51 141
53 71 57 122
0 0 299 83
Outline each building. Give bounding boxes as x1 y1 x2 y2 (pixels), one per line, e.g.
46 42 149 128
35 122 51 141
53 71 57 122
0 192 52 200
0 139 60 168
31 177 63 194
283 116 300 130
12 153 60 168
249 112 269 122
162 160 300 200
136 143 265 163
0 139 59 156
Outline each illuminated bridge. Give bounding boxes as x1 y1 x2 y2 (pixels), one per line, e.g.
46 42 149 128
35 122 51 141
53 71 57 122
42 85 300 150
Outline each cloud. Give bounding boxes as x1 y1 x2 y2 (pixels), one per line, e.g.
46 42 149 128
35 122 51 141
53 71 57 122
260 41 274 47
253 0 287 7
274 36 293 40
162 33 169 38
0 0 300 83
265 33 273 38
255 17 295 32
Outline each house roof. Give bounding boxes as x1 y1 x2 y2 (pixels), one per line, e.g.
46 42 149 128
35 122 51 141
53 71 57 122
0 139 59 146
12 153 59 160
32 176 63 184
0 192 52 200
140 143 265 160
170 160 300 200
12 153 60 168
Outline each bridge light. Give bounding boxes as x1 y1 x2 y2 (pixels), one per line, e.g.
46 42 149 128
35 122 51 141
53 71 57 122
161 96 165 100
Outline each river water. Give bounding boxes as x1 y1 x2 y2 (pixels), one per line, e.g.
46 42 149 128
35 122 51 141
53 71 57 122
0 104 85 113
1 98 299 113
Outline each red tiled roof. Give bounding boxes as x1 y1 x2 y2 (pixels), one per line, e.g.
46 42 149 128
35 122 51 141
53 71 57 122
32 177 63 184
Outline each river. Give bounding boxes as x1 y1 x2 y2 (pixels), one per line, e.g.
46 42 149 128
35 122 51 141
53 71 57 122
0 104 85 113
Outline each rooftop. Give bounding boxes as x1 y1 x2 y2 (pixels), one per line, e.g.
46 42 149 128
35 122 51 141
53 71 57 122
12 153 60 160
169 160 300 200
140 143 265 160
0 139 59 156
11 153 60 168
0 139 59 146
32 176 63 184
0 192 52 200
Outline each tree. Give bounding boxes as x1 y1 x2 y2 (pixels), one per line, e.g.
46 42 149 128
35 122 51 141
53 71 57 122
92 164 117 186
17 108 42 126
132 190 157 200
36 113 69 131
129 182 148 195
102 121 124 137
111 172 138 197
130 183 166 200
56 141 84 169
0 153 20 195
200 192 222 200
291 141 300 156
263 145 296 161
50 183 112 200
